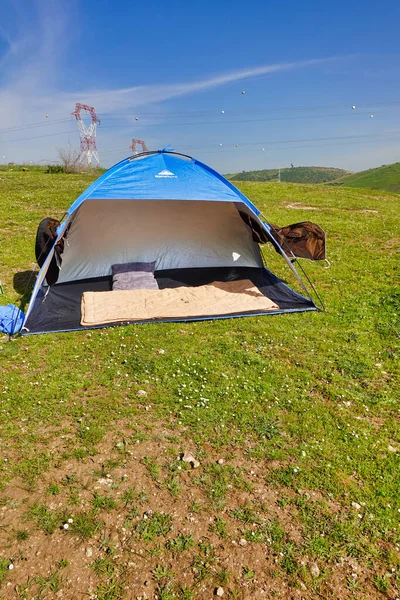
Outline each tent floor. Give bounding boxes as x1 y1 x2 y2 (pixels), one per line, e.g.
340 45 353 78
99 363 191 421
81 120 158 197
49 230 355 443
23 266 316 334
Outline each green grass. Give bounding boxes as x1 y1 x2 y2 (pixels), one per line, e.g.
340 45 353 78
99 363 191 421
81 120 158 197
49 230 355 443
0 171 399 598
135 511 173 541
92 491 118 511
0 558 10 586
331 161 400 193
70 510 103 540
166 533 195 552
242 565 256 580
13 528 30 542
27 503 61 535
209 517 228 538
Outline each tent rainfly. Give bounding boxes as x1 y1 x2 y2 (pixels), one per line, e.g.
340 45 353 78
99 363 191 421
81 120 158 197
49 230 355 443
22 151 318 335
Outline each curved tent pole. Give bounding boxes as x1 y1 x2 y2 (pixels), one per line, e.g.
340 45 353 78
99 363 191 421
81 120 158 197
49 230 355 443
21 248 55 331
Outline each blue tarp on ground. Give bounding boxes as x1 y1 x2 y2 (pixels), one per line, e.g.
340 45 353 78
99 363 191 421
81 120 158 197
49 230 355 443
0 304 25 334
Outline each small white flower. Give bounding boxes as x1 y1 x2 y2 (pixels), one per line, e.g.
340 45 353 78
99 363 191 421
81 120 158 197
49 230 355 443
63 523 69 530
8 563 14 570
67 518 73 524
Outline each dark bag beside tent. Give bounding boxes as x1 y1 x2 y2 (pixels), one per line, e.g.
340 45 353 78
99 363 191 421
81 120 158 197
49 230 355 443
35 217 64 285
270 221 326 261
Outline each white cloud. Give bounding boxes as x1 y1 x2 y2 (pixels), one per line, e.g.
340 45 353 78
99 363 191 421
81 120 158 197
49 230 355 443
38 57 344 117
1 53 347 161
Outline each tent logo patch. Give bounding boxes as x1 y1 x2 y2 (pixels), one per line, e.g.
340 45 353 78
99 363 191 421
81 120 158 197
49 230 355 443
155 169 177 178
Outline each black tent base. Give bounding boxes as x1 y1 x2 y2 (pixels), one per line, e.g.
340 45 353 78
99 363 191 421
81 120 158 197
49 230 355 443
22 266 317 335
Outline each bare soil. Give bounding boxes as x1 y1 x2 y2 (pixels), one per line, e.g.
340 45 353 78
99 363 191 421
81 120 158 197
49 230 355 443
0 422 394 600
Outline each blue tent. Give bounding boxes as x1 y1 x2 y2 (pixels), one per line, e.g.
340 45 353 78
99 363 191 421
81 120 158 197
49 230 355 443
22 151 316 334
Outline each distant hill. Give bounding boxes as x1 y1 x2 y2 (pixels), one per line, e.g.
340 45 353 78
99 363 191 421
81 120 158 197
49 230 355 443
229 166 350 184
330 162 400 194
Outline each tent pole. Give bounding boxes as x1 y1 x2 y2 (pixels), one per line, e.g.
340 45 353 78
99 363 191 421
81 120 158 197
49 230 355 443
258 212 318 306
21 218 72 330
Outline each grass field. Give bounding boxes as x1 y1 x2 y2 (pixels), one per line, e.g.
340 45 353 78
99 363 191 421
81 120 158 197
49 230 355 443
0 171 399 599
331 162 400 194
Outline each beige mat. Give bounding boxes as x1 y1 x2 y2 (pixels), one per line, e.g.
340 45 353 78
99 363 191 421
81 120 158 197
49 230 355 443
81 280 279 326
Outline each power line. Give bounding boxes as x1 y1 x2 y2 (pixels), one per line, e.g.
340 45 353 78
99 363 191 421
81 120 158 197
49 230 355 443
1 109 379 138
0 129 76 144
99 110 386 129
2 126 397 152
0 118 71 135
99 99 400 119
1 97 399 161
99 130 400 160
178 130 400 149
201 135 400 154
1 98 399 136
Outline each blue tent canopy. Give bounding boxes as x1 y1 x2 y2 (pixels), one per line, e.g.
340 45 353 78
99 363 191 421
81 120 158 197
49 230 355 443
67 152 261 214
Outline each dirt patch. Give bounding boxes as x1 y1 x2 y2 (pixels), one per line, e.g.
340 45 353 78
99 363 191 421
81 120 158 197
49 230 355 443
0 422 396 599
283 202 379 214
383 237 400 249
284 203 319 211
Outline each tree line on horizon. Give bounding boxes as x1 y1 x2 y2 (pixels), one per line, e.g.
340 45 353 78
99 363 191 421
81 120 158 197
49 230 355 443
229 166 351 184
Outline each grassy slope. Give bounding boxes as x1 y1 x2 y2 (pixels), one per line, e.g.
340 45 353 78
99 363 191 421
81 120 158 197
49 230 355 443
229 166 350 184
0 173 399 599
331 162 400 194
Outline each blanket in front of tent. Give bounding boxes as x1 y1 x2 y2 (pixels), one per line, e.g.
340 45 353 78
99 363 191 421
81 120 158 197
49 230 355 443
80 280 279 326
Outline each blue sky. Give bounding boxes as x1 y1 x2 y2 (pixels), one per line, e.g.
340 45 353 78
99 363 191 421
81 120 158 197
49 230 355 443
1 0 400 172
